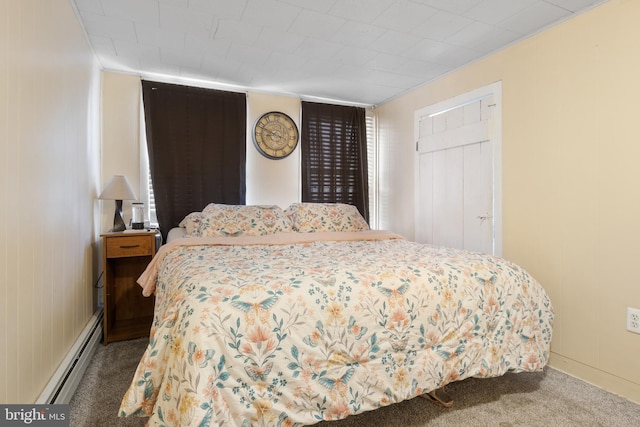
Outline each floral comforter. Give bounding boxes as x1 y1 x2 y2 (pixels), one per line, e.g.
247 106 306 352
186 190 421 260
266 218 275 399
120 231 553 426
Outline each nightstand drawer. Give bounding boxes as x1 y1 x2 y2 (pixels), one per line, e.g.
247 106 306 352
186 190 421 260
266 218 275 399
106 235 153 258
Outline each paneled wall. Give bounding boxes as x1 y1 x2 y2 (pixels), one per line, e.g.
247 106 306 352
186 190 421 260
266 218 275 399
0 0 101 403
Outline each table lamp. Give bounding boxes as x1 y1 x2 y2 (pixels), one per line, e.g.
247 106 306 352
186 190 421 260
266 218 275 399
99 175 137 232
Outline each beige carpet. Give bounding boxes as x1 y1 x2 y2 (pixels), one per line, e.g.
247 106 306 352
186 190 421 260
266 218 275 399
69 338 640 426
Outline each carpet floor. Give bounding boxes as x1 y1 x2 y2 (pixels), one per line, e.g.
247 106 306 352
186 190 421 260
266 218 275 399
69 338 640 426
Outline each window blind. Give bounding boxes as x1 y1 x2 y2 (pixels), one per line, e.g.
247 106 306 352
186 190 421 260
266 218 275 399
301 101 369 223
365 112 377 229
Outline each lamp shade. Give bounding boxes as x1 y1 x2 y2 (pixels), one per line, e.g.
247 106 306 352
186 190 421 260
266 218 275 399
99 175 136 201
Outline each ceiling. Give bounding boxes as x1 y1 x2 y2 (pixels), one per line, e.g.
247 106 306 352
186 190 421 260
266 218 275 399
72 0 606 106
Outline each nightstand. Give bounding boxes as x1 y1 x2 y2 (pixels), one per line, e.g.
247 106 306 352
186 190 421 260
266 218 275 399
101 231 159 344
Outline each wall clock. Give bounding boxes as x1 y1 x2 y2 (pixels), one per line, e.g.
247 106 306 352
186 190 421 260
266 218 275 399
253 111 299 159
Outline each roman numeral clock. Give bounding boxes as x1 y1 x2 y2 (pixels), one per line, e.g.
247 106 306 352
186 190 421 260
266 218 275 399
253 111 299 159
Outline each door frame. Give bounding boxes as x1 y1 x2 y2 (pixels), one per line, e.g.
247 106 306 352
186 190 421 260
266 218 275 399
414 81 502 256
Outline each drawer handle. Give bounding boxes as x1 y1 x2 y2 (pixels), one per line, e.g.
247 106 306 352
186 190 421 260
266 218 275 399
120 244 140 249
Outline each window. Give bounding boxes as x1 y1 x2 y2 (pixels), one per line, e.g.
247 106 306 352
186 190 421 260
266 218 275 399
140 99 377 229
141 80 246 240
139 101 158 227
300 101 370 223
365 111 377 229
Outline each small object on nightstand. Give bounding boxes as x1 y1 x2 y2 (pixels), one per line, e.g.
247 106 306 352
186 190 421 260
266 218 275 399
101 230 159 344
131 202 145 229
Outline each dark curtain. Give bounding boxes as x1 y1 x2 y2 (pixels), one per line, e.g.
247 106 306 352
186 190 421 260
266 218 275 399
301 101 369 223
141 80 246 240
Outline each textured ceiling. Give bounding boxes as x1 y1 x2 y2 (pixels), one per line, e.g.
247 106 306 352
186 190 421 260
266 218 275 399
72 0 607 105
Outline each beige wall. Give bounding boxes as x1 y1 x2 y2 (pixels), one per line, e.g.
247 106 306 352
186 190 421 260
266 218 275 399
0 0 101 403
246 92 301 208
100 73 143 232
376 0 640 403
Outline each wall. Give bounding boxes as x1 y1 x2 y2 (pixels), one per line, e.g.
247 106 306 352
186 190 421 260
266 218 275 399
100 73 142 232
100 73 303 223
246 92 301 208
0 0 101 403
376 0 640 403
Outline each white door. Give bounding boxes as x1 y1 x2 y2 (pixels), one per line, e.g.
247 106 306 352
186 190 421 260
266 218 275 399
414 83 502 256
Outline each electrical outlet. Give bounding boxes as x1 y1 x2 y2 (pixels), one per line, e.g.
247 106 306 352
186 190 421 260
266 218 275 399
627 307 640 334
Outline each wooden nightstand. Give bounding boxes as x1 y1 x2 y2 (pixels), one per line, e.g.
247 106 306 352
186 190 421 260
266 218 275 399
101 231 159 344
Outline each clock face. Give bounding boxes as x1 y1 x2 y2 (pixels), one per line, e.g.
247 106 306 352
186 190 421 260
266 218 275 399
253 112 299 159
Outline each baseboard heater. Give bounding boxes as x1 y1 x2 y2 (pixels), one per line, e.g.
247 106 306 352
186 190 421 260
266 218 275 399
36 308 104 404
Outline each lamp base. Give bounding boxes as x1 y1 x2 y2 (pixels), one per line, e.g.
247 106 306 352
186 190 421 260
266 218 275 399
112 200 126 232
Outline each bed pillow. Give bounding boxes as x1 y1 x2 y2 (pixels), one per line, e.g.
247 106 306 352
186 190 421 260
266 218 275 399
198 204 293 237
167 227 187 242
284 203 369 233
178 212 203 236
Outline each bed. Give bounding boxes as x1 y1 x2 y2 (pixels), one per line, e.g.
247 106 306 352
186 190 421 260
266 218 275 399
119 203 554 426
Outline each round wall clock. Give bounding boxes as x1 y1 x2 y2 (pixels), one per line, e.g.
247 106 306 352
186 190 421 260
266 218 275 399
253 111 299 159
